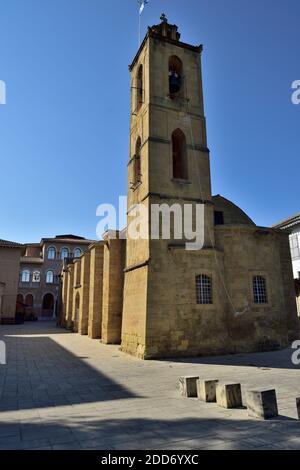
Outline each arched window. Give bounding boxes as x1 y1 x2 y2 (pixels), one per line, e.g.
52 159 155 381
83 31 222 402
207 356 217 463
136 64 143 111
47 247 56 260
25 294 34 308
253 276 268 304
133 137 142 186
17 294 24 304
32 271 40 283
196 275 213 305
74 248 82 258
46 270 54 284
60 247 69 260
169 56 183 97
21 270 30 283
172 129 188 180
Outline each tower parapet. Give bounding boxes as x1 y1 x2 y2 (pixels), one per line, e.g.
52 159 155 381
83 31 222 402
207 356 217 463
149 13 181 41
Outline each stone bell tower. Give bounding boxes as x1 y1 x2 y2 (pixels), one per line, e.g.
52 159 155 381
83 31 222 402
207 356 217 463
121 15 215 359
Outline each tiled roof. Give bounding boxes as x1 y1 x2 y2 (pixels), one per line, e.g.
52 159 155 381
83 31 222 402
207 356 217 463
273 212 300 230
40 238 95 244
0 239 23 248
55 235 86 240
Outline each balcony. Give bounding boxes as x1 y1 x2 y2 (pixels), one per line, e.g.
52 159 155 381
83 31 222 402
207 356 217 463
19 275 60 288
20 256 43 264
19 281 41 289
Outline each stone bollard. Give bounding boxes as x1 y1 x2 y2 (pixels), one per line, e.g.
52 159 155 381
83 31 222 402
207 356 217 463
216 383 242 409
179 376 199 398
197 379 219 403
296 398 300 420
246 389 278 419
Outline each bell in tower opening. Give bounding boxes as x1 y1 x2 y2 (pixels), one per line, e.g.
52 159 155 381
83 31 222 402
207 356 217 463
169 55 183 97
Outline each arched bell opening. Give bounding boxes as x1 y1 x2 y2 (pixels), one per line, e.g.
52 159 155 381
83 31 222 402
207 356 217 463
136 64 143 111
169 56 183 97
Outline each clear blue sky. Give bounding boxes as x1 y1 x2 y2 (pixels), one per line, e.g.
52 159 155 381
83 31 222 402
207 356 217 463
0 0 299 243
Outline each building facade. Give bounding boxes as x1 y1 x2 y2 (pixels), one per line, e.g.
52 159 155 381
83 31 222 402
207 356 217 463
18 235 94 319
60 16 299 359
274 213 300 315
0 239 23 320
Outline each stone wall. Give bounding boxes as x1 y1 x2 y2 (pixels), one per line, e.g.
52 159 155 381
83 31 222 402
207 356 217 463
0 246 22 318
60 234 126 345
78 252 90 335
88 243 104 339
72 260 81 332
65 264 74 329
122 225 299 360
121 265 148 358
101 236 126 344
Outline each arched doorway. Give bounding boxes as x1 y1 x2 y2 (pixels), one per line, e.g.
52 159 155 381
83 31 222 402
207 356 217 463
42 293 54 317
16 294 25 316
25 294 33 308
25 294 34 318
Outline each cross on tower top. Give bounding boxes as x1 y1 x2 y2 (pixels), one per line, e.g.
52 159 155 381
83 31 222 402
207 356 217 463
148 14 181 42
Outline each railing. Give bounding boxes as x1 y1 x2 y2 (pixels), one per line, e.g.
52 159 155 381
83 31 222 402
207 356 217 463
19 281 40 288
19 277 60 287
22 252 83 262
47 253 82 261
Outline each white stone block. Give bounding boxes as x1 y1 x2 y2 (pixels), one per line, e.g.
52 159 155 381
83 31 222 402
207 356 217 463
246 389 278 419
216 383 242 409
197 379 219 402
179 376 199 398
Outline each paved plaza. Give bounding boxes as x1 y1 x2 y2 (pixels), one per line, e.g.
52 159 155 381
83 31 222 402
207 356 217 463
0 321 300 450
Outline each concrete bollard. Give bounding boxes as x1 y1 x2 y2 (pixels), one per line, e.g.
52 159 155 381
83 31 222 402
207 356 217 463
216 383 242 409
197 379 219 402
246 389 278 419
179 376 199 398
296 398 300 420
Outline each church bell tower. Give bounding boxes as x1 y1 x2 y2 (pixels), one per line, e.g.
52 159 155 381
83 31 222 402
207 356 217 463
121 15 214 359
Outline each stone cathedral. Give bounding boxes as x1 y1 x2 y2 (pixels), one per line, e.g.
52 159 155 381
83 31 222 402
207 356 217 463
60 16 299 359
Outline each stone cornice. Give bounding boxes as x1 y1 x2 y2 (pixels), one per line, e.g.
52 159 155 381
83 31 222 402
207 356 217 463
129 29 202 72
124 259 150 274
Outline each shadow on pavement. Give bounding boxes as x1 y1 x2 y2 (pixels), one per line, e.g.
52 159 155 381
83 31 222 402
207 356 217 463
0 416 299 450
0 335 136 412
